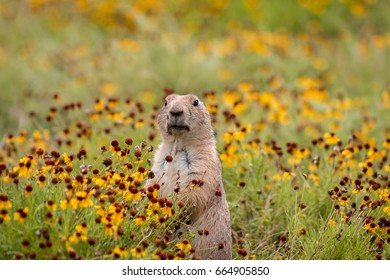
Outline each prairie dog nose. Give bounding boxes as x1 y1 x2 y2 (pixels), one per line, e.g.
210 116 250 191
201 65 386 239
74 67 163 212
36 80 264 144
170 107 184 117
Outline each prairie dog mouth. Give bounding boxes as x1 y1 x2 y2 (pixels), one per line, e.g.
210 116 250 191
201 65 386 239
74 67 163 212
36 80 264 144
167 124 190 133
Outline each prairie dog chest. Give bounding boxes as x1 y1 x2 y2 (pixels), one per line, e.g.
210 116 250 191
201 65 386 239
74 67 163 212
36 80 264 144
153 148 193 197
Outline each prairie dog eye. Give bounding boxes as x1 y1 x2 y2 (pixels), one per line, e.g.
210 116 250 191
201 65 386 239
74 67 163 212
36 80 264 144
164 101 167 106
193 99 199 106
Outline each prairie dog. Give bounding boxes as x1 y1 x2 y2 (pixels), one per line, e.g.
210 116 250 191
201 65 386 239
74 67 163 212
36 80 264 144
148 93 232 259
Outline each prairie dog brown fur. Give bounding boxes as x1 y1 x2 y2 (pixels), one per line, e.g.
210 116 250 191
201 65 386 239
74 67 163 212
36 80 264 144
148 93 232 259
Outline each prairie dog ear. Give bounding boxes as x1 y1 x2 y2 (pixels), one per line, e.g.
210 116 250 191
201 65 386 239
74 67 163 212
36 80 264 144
163 94 178 106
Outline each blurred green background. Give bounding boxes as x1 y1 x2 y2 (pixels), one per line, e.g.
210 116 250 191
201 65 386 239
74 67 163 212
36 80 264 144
0 0 389 135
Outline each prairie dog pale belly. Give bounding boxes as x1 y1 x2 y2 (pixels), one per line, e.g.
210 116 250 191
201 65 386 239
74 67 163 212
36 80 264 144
153 144 193 198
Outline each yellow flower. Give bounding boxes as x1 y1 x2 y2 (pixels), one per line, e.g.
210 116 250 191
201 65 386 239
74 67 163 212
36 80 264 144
273 174 281 181
366 148 385 161
378 189 390 202
63 153 73 166
72 175 87 188
288 148 310 165
0 209 11 223
110 144 121 156
112 172 122 181
233 131 245 142
90 112 101 122
365 221 377 233
309 163 318 172
284 172 294 180
268 106 289 124
70 198 79 209
134 215 148 226
94 97 104 111
223 90 240 107
324 132 340 145
76 191 94 208
75 223 88 235
100 82 118 96
383 91 390 108
384 207 390 216
107 98 119 109
383 139 390 150
107 204 124 225
308 174 319 185
66 246 76 257
120 39 141 51
152 252 161 259
0 194 12 210
350 3 367 17
108 111 125 123
6 134 15 144
14 207 28 223
37 174 46 188
104 224 117 236
95 205 106 217
358 160 373 177
69 232 87 244
220 152 238 167
145 187 158 200
233 102 247 114
17 130 27 144
303 88 327 101
161 205 173 216
254 120 266 131
238 81 254 93
130 247 146 259
338 196 349 206
112 246 128 258
146 208 159 222
125 189 142 201
297 227 306 236
299 0 331 15
0 162 6 177
13 156 37 178
133 170 147 181
47 200 57 211
60 198 79 210
176 240 192 252
224 132 233 144
341 147 356 158
275 172 295 181
93 177 107 187
60 199 69 210
135 119 145 128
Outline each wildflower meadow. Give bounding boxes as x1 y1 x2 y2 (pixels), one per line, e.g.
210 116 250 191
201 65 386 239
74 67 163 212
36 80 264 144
1 0 390 260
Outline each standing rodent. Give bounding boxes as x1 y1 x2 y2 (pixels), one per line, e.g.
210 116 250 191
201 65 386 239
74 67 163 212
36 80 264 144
147 93 232 260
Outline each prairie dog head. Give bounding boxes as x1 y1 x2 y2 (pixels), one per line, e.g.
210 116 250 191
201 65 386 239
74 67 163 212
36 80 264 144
157 94 213 141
